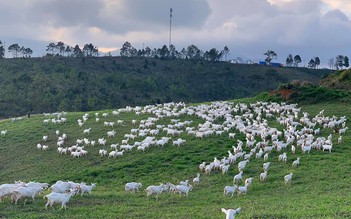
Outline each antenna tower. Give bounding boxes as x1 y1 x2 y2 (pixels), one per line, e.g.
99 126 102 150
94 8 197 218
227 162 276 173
169 8 172 48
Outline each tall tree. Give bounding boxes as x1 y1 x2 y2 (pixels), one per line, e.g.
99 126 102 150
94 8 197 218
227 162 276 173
336 55 344 69
314 57 320 69
24 47 33 57
328 58 335 69
72 45 83 57
120 41 135 57
222 46 230 61
293 55 302 67
83 43 98 57
8 43 21 58
65 46 72 57
169 44 178 59
264 50 277 65
344 56 349 68
186 44 202 60
56 41 65 56
144 46 151 57
286 54 293 67
308 59 316 68
0 41 5 58
204 48 222 62
46 42 56 55
158 45 170 59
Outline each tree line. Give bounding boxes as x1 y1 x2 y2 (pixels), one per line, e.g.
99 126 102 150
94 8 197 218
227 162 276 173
119 41 230 62
0 39 349 69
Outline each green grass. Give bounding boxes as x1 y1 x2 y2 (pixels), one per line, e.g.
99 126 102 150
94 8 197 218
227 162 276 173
0 100 350 218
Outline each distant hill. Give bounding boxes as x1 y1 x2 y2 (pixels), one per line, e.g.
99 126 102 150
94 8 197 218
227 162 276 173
0 56 332 118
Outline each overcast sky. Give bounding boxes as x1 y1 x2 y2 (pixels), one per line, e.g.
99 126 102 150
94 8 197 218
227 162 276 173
1 0 351 67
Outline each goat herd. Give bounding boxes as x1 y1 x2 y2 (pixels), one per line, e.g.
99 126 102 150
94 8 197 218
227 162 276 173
0 101 347 218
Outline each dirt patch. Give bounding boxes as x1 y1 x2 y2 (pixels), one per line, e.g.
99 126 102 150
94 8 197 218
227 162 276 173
269 89 295 100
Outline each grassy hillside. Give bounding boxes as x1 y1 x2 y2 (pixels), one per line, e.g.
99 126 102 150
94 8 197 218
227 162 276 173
0 57 332 118
320 69 351 90
0 98 350 218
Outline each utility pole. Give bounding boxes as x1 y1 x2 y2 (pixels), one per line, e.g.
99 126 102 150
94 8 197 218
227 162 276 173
169 8 172 48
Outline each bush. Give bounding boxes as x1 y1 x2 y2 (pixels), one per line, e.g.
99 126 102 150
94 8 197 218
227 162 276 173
339 69 351 81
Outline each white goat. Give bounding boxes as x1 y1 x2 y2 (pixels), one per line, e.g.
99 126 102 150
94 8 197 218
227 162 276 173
284 172 294 185
221 207 241 219
322 144 332 153
260 171 268 182
236 185 248 196
1 130 7 136
79 183 96 196
125 182 142 192
292 157 300 168
192 173 200 185
233 171 243 184
223 185 238 197
146 184 164 200
44 189 76 210
12 186 43 205
175 185 193 197
244 177 253 188
263 162 270 172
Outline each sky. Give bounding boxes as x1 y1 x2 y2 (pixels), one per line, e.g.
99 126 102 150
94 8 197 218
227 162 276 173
1 0 351 67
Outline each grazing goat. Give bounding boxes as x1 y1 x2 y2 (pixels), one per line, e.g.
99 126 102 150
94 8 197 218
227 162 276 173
223 185 238 197
79 183 96 196
175 185 193 197
125 182 142 192
221 207 241 219
292 157 300 168
146 184 165 200
44 189 76 210
12 187 43 205
192 173 200 185
284 173 293 185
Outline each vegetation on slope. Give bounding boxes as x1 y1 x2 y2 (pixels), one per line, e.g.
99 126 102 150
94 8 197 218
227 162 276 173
0 99 350 218
0 57 331 118
320 68 351 90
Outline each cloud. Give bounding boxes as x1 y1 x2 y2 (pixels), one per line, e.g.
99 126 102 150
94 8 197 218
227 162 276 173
0 0 351 66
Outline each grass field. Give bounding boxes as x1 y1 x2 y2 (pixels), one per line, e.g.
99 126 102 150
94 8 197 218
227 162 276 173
0 99 350 219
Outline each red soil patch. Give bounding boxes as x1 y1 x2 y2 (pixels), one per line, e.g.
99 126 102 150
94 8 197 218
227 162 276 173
269 89 295 100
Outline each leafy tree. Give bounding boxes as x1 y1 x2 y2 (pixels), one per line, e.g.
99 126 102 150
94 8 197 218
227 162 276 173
336 55 344 69
120 41 136 57
222 46 230 61
204 48 222 62
314 57 320 69
344 56 349 68
46 42 56 55
56 41 65 56
286 54 293 67
144 47 151 57
308 59 316 68
158 45 170 59
8 43 21 58
264 50 277 64
293 55 302 67
169 44 178 59
72 45 83 57
180 48 187 59
328 58 335 69
20 47 33 58
0 41 5 58
186 44 202 60
65 46 72 57
83 43 98 57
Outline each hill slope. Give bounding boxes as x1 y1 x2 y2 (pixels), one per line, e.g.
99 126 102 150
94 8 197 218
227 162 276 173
0 99 350 218
0 57 332 118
